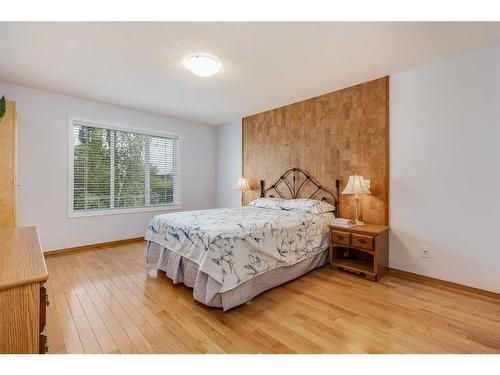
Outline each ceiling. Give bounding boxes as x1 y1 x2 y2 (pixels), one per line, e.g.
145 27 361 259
1 22 500 125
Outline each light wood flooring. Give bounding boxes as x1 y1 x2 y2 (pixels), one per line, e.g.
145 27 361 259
44 240 500 354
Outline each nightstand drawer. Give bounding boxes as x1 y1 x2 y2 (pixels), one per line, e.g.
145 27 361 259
351 234 374 250
332 231 351 245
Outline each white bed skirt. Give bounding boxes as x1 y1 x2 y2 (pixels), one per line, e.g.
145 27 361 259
146 241 328 311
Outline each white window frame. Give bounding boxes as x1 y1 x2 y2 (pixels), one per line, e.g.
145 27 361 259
67 116 182 218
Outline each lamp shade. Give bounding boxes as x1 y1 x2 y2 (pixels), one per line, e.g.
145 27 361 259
235 177 251 192
341 175 371 195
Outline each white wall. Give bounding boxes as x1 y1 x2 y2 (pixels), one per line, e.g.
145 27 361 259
215 119 242 208
0 81 216 251
390 44 500 293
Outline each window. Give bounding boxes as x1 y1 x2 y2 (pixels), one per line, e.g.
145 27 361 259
69 118 180 216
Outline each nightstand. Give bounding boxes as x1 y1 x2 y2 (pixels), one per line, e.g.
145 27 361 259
328 224 389 281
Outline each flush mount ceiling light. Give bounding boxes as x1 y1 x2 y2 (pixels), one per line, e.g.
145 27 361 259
183 54 222 77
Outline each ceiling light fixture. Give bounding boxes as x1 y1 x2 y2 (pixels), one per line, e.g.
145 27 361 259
183 54 222 77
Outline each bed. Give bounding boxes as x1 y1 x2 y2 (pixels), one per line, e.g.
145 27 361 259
145 168 340 310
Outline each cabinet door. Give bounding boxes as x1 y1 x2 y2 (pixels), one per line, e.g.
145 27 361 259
0 99 17 229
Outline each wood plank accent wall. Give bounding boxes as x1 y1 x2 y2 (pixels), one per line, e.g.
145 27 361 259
242 77 389 225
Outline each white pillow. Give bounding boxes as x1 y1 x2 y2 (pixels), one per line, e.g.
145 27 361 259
280 199 335 214
247 197 284 210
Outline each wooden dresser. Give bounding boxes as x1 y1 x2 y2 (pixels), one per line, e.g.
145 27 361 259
0 226 49 354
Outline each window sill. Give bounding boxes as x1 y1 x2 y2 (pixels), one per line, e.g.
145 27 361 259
68 204 182 218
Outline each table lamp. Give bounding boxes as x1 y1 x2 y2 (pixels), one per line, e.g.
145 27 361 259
341 174 371 225
235 177 251 204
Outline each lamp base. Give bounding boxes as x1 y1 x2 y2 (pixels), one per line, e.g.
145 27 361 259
354 220 365 226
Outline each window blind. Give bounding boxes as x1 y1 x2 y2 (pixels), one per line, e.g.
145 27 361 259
71 120 178 213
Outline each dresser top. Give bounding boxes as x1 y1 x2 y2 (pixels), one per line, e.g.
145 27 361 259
0 226 48 291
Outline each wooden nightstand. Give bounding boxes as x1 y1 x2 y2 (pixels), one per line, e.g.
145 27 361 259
328 224 389 281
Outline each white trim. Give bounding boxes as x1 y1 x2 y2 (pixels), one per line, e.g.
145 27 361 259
67 116 182 218
176 132 182 209
67 118 75 218
15 106 19 227
69 116 180 140
68 204 182 218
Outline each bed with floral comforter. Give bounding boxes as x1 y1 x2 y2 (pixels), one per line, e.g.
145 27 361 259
145 205 333 309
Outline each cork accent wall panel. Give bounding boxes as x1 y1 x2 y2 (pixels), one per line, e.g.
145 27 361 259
242 76 389 225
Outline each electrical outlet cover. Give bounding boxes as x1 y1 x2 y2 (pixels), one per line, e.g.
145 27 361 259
421 248 431 258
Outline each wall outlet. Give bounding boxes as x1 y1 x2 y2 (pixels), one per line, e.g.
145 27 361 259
421 247 431 258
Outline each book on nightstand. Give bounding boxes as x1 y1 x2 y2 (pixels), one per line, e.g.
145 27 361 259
331 218 356 228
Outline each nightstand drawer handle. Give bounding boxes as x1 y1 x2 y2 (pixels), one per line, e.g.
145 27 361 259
336 235 345 240
358 239 367 244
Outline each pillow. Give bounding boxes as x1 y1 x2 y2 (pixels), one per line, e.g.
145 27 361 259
280 199 335 214
247 197 284 210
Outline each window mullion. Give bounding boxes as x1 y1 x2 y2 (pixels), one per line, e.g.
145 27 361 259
84 126 88 210
145 135 151 207
110 129 115 209
172 139 177 205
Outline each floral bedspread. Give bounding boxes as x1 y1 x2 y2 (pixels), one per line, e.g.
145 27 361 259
145 206 332 293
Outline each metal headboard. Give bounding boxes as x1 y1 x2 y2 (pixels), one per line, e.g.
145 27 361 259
259 168 340 213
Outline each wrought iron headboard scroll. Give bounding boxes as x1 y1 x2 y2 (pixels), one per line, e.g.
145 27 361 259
259 168 340 213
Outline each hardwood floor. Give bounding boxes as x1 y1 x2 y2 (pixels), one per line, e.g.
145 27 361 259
43 240 500 354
